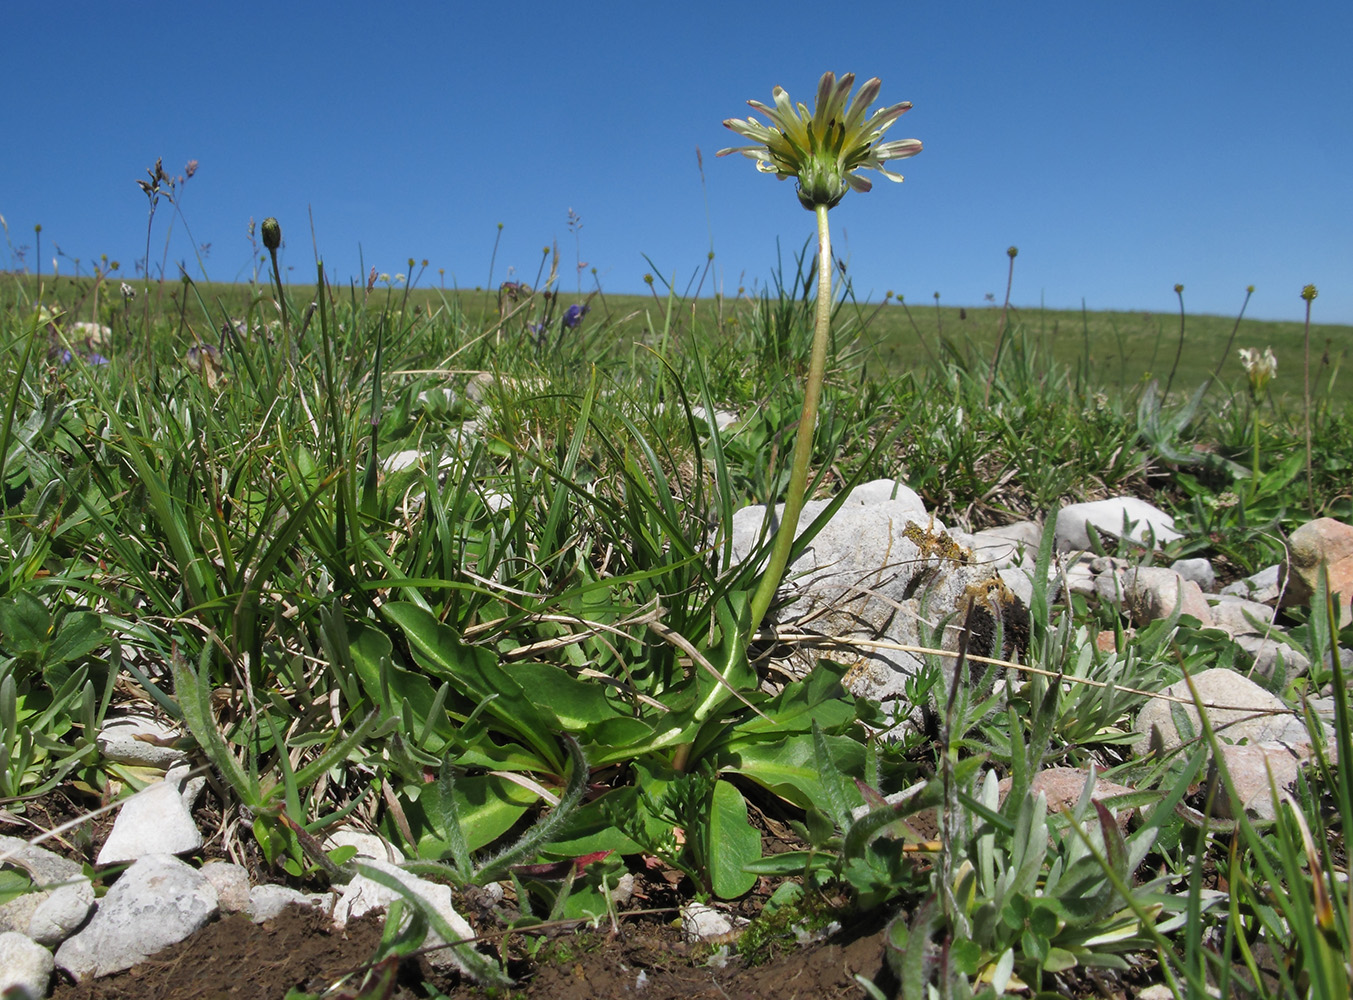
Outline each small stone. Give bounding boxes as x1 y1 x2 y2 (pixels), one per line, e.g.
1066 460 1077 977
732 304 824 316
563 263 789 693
1232 634 1310 680
0 837 84 886
1207 595 1276 635
1123 566 1214 627
1054 497 1183 552
96 715 187 770
0 931 54 1000
1089 555 1131 574
1134 668 1301 754
1221 565 1281 603
201 862 251 914
997 767 1137 831
97 780 203 864
1211 742 1305 821
55 854 218 980
0 891 43 938
690 405 739 432
607 873 635 908
248 886 322 923
1063 561 1097 598
966 521 1045 570
1093 567 1128 606
247 884 318 923
1171 557 1216 591
1282 517 1353 625
334 859 478 975
165 763 207 811
28 877 95 946
680 902 748 944
323 829 405 864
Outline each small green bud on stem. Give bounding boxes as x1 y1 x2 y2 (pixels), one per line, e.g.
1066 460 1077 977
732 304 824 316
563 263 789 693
261 217 282 251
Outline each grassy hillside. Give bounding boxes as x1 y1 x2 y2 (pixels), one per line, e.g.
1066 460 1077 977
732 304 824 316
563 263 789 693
6 269 1347 402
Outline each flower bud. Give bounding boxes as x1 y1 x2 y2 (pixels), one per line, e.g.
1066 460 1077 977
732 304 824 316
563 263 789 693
261 217 282 251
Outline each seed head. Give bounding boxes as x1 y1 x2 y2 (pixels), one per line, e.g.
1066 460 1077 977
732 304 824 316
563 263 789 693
1007 246 1018 258
1301 284 1318 302
261 217 282 252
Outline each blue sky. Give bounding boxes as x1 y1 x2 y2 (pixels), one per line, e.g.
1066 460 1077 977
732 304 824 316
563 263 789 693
3 2 1349 323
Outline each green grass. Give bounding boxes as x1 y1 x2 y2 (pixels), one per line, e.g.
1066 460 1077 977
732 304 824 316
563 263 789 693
7 270 1350 402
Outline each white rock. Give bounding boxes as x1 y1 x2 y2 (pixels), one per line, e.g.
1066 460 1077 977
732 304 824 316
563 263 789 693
1207 595 1276 635
690 405 738 432
1231 634 1310 680
383 449 423 473
727 486 1007 720
680 902 748 943
55 854 218 980
1221 565 1282 603
1054 497 1182 552
247 884 319 923
97 780 203 864
0 931 53 1000
96 715 187 769
0 892 44 938
964 521 1045 570
334 859 477 974
0 838 82 886
840 478 926 514
1171 557 1216 591
323 829 405 864
997 565 1036 607
1134 668 1310 754
0 838 89 942
165 763 208 810
1093 567 1129 606
481 490 512 514
201 862 251 913
28 877 95 946
1063 560 1097 598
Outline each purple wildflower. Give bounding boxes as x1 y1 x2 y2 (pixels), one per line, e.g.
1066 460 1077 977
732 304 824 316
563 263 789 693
563 304 589 329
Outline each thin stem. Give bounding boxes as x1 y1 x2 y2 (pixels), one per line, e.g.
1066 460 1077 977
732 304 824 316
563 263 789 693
269 245 291 357
1210 286 1254 382
1251 403 1262 503
1303 295 1314 515
984 248 1017 405
1164 285 1186 399
748 203 833 635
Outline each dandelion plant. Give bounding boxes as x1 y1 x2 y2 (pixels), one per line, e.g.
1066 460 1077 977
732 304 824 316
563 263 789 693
719 71 921 633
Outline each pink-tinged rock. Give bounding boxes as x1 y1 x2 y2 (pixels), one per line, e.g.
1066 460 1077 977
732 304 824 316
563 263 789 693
1281 517 1353 625
1123 567 1215 627
997 767 1136 831
1210 742 1306 821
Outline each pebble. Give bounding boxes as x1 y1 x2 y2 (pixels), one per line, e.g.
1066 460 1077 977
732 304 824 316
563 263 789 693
55 854 218 980
96 779 203 864
0 930 54 1000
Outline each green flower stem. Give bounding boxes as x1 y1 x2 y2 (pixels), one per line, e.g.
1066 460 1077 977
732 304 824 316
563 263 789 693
1250 406 1262 502
748 202 834 636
